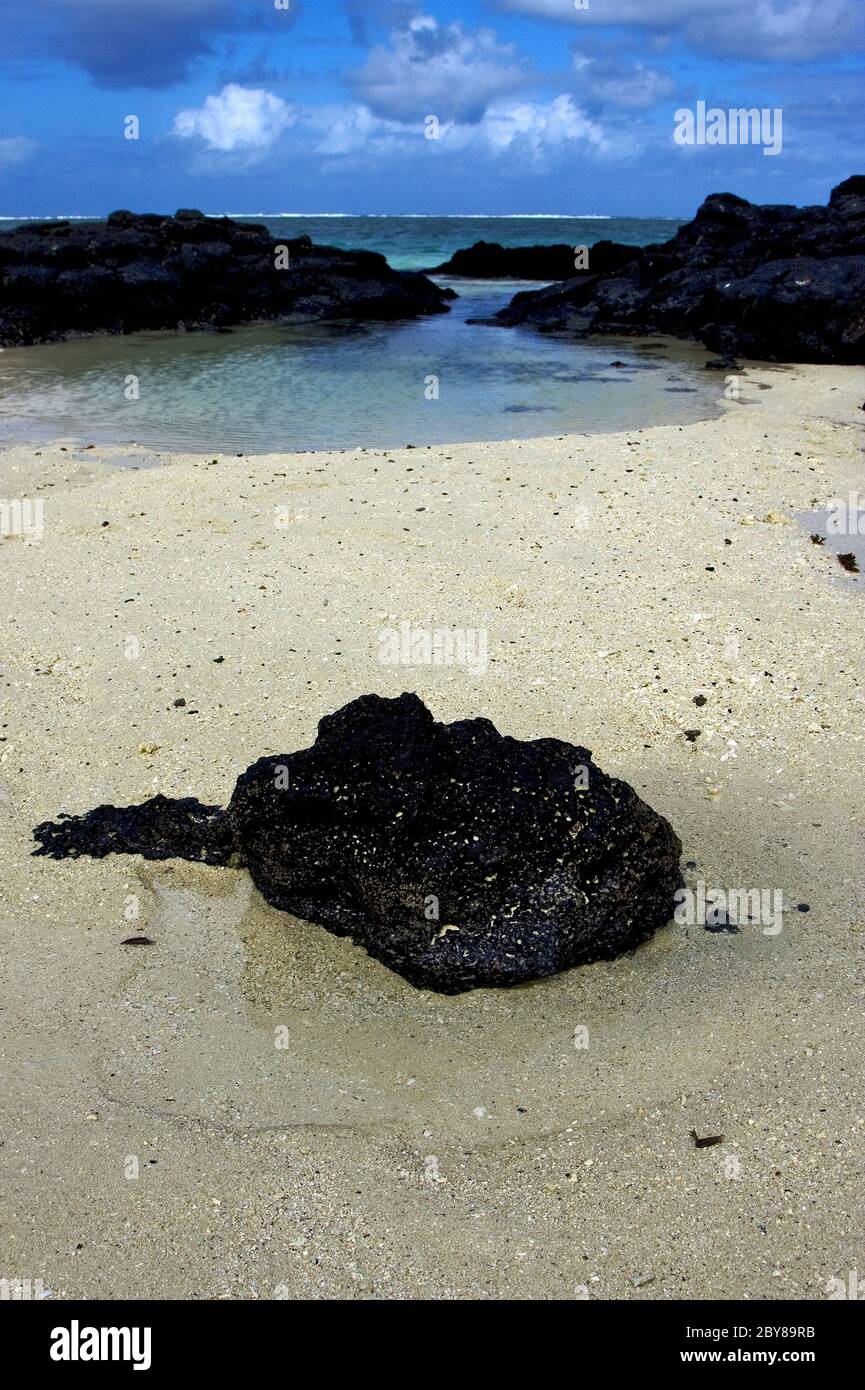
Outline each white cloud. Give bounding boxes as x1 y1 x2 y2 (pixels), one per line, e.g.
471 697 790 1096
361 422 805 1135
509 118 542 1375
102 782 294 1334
480 95 611 158
0 135 39 166
494 0 865 62
348 13 529 123
296 103 407 158
686 0 865 61
299 95 617 170
173 84 295 153
573 55 676 110
170 77 623 175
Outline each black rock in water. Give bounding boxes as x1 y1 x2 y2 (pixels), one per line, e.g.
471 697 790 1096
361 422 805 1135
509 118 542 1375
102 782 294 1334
493 178 865 363
33 693 683 994
0 211 452 347
425 239 640 281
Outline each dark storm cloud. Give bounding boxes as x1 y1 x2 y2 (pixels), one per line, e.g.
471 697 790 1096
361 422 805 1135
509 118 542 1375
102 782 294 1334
1 0 300 89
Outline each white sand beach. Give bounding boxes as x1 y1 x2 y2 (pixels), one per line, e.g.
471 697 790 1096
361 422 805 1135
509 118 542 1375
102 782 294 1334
1 362 863 1299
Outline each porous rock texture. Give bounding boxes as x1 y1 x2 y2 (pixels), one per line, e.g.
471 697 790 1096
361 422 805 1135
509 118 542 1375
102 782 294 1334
33 693 683 993
0 209 452 347
493 177 865 363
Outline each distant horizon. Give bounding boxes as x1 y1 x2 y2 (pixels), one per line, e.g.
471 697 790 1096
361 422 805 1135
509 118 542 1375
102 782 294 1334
1 210 672 221
1 180 852 223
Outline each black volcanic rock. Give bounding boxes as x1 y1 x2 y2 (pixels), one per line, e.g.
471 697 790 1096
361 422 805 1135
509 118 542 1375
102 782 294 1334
829 175 865 218
701 256 865 362
0 211 452 347
494 179 865 363
427 237 639 281
32 693 682 994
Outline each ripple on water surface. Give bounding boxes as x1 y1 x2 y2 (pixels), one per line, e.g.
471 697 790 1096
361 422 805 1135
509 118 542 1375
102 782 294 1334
0 282 722 453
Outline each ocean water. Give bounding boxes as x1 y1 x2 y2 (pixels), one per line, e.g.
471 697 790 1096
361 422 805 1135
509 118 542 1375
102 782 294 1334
0 214 724 453
0 214 683 269
237 214 682 270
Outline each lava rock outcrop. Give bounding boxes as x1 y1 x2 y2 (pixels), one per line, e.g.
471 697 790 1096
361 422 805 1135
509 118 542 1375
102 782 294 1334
33 693 683 993
426 239 639 281
493 178 865 363
0 209 452 347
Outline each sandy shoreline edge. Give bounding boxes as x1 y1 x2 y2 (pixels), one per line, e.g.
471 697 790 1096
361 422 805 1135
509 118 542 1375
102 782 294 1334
1 362 863 1299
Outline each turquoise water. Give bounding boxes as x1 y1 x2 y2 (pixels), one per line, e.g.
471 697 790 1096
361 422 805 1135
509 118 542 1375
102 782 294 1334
244 214 682 270
0 215 724 453
0 214 683 269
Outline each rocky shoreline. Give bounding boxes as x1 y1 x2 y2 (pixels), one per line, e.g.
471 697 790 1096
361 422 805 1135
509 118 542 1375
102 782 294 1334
2 179 862 363
0 208 453 347
425 239 638 280
488 177 865 364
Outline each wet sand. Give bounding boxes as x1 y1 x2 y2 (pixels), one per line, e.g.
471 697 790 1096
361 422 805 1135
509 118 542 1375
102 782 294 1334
0 362 863 1299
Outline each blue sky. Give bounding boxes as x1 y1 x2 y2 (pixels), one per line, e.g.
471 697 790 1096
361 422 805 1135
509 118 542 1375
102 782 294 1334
0 0 862 216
